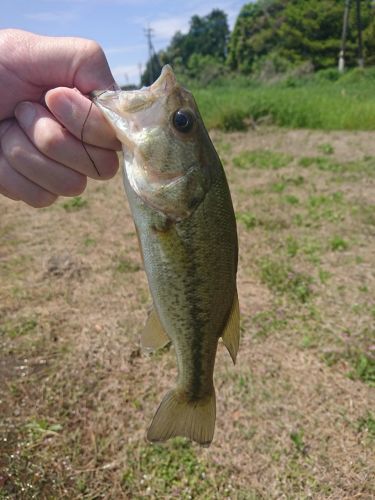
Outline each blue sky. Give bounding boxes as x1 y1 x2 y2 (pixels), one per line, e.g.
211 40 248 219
2 0 250 85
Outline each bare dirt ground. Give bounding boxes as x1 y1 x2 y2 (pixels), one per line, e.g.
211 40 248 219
0 127 374 499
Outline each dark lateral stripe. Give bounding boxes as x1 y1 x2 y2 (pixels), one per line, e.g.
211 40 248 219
184 231 205 401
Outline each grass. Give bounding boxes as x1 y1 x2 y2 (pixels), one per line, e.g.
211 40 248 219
235 211 257 230
115 256 141 273
348 354 375 387
259 258 313 303
194 68 375 130
330 235 349 252
62 196 87 211
121 439 230 498
233 150 293 170
0 318 37 338
1 126 374 498
357 413 375 439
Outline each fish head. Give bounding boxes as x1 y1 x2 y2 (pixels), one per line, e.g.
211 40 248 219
92 65 215 220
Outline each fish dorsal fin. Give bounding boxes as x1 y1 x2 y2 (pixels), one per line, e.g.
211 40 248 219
221 289 240 364
141 307 170 352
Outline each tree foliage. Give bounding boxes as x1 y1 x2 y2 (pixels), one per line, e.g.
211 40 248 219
228 0 375 74
140 1 375 86
141 9 229 85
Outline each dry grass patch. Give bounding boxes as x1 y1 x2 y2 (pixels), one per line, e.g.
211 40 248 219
1 128 374 498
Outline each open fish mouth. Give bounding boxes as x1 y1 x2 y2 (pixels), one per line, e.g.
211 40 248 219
91 65 177 115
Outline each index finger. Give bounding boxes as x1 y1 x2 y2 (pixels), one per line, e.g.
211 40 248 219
45 87 122 150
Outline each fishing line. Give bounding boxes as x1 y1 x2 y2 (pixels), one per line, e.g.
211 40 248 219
81 88 114 178
81 100 101 177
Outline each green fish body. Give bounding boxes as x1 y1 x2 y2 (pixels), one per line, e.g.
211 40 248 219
93 66 239 445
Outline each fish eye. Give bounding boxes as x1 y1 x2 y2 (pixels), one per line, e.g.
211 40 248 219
172 109 194 133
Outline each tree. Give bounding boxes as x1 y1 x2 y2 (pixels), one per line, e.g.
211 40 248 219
141 9 229 84
140 52 163 87
227 0 288 74
227 0 375 74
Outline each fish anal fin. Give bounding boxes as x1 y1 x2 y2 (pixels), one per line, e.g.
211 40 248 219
221 289 240 364
141 307 170 352
147 389 216 446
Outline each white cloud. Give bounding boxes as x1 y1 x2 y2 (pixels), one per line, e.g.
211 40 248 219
133 1 248 45
111 63 140 84
152 16 189 40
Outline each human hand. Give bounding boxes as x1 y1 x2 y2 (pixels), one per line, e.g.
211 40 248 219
0 29 121 207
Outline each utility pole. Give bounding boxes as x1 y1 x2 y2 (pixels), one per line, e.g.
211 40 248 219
355 0 364 67
138 63 143 88
339 0 351 72
144 26 156 85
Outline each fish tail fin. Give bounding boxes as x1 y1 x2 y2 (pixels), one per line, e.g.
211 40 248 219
147 389 216 446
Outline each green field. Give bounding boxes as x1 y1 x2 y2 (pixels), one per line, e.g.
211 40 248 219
194 68 375 131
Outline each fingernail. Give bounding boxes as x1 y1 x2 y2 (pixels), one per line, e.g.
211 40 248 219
15 102 36 128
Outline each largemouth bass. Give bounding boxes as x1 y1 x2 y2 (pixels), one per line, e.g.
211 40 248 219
92 66 239 445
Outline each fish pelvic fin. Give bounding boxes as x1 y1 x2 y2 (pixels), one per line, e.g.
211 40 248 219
141 307 170 353
147 389 216 446
221 289 240 364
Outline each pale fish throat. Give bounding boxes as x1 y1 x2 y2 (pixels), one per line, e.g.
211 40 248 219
124 156 208 221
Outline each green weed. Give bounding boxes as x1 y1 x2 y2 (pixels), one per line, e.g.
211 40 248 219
348 354 375 386
251 310 288 338
298 156 340 171
221 109 247 131
271 181 286 193
259 258 313 302
271 176 304 193
318 269 331 284
83 237 96 247
121 439 224 497
300 335 317 349
236 211 258 230
284 195 299 205
0 318 37 338
330 236 349 252
233 150 293 170
285 236 299 257
116 257 140 273
357 412 375 439
62 196 87 211
25 419 63 439
290 430 307 454
318 143 334 155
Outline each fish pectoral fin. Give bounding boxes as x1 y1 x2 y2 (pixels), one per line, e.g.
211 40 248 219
147 389 216 446
221 289 240 364
141 307 170 352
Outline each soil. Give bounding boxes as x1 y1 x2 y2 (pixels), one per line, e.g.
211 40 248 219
0 127 374 498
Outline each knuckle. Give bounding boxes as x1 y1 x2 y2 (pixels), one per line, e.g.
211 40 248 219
39 128 64 157
0 123 25 164
84 39 104 60
5 142 27 165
